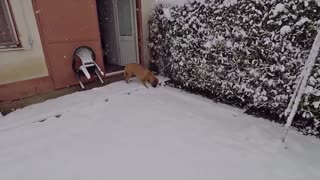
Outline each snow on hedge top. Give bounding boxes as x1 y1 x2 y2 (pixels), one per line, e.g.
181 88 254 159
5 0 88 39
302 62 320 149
157 0 320 7
156 0 240 7
280 25 291 35
271 3 286 17
222 0 238 7
295 17 311 26
156 0 205 7
163 7 173 21
158 0 320 8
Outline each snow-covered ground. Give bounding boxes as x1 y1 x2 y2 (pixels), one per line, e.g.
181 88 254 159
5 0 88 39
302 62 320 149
0 77 320 180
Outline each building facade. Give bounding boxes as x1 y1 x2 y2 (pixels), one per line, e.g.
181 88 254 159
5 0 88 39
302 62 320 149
0 0 156 102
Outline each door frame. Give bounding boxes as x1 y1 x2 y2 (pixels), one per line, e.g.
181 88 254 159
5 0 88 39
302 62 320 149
118 0 140 66
104 0 142 75
135 0 144 66
133 0 140 65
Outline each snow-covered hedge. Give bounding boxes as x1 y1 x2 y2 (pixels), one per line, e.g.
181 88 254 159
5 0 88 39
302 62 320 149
149 0 320 136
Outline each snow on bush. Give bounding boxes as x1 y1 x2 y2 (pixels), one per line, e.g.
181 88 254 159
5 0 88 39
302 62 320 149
149 0 320 136
156 0 206 7
299 55 320 135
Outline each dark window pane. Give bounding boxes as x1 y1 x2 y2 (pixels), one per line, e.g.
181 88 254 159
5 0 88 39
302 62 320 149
0 0 19 48
117 0 133 36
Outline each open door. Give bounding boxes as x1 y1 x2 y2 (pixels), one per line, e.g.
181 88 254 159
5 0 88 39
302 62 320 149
97 0 139 74
117 0 138 66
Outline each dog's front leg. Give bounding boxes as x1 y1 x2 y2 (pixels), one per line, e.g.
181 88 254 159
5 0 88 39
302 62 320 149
141 80 148 88
124 72 132 83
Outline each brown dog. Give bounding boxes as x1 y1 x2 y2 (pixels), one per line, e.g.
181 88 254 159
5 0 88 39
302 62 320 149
124 63 159 88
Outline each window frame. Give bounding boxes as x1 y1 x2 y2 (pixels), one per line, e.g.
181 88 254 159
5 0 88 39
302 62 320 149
0 0 20 49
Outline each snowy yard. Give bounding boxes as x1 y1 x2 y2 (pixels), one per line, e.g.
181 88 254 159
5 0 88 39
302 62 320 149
0 77 320 180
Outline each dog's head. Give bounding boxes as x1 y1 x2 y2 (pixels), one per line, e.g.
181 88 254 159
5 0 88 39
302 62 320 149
151 76 159 87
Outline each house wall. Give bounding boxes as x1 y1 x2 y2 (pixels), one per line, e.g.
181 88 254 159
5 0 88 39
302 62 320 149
0 0 155 86
0 0 48 86
141 0 156 67
0 0 155 102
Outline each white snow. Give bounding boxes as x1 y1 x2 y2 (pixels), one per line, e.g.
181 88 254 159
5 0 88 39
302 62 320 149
163 7 172 20
272 3 286 17
1 78 320 180
295 17 311 26
204 36 221 48
313 101 320 109
203 41 212 48
156 0 205 7
280 25 291 35
239 29 247 37
226 40 233 48
222 0 238 7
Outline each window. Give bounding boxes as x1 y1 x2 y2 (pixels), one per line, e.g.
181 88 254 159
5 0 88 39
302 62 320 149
0 0 19 49
117 0 133 36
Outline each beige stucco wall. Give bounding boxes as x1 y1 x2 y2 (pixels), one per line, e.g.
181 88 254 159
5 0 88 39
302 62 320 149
141 0 156 67
0 0 48 85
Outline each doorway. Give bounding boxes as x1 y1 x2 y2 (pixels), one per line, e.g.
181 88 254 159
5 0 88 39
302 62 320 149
96 0 139 74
